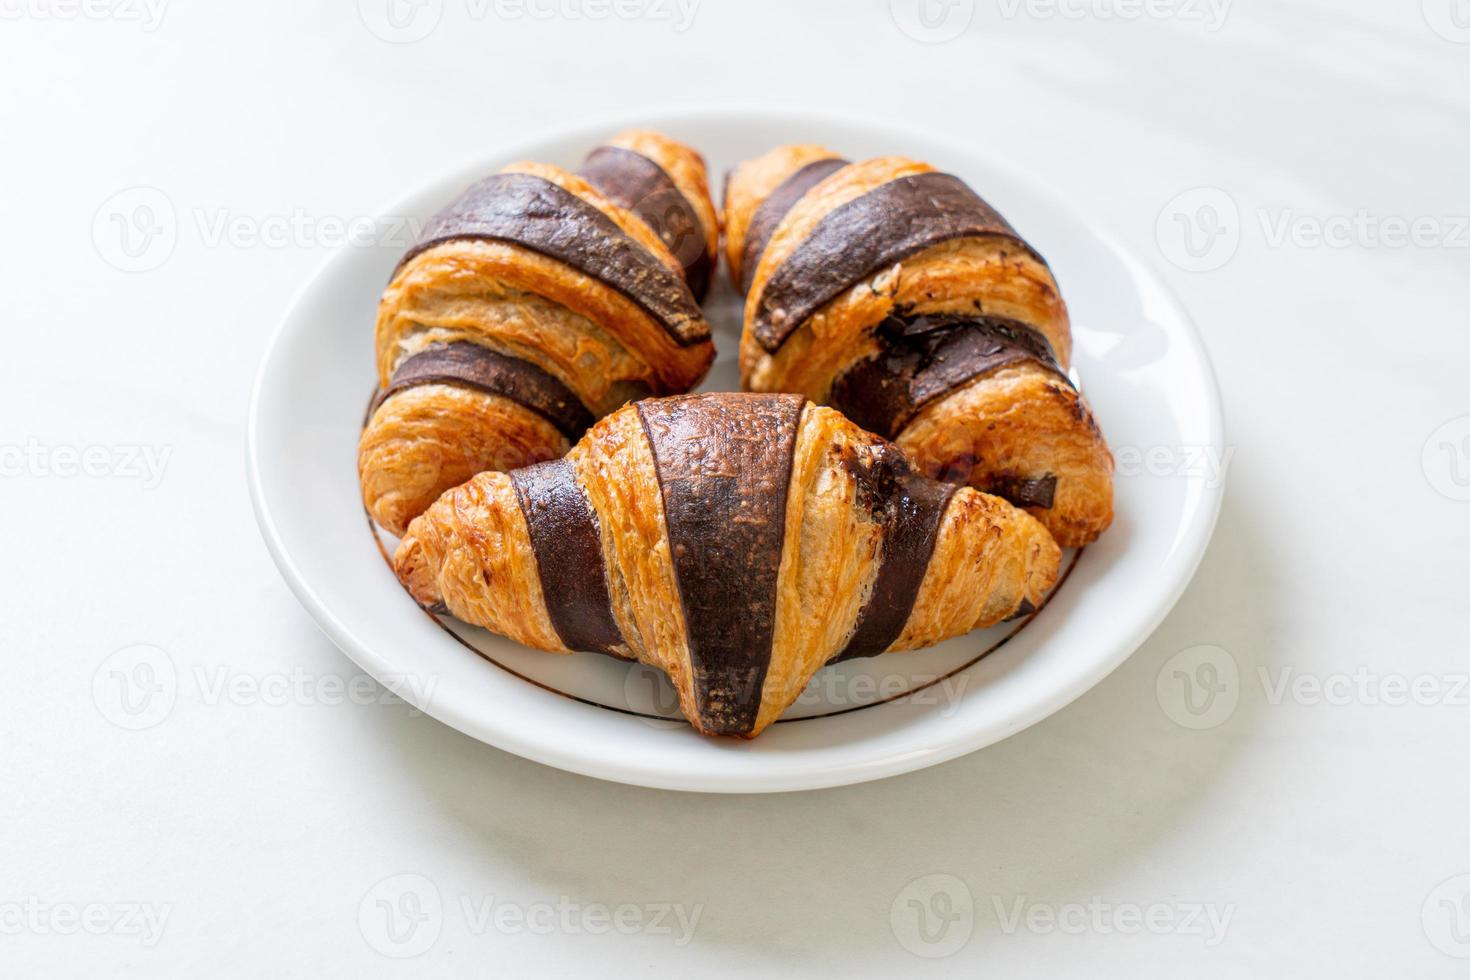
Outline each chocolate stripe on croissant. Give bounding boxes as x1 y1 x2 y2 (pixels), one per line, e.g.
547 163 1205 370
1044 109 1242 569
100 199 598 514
579 145 711 301
378 342 594 439
985 475 1057 510
510 459 626 657
737 157 849 294
750 172 1043 354
400 172 710 347
829 313 1070 440
636 393 804 735
832 446 957 663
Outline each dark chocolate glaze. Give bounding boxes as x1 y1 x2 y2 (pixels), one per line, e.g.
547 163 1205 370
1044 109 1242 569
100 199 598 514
399 172 710 347
378 342 594 439
636 393 805 735
987 475 1057 509
579 145 712 302
749 172 1042 353
830 445 957 663
1004 598 1037 623
510 458 627 658
737 157 849 294
829 313 1069 440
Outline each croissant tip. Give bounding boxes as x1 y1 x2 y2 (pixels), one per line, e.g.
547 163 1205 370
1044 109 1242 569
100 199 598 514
392 528 442 610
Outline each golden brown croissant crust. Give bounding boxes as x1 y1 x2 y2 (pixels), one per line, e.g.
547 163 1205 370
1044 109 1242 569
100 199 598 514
725 149 1113 547
360 131 717 537
395 392 1061 738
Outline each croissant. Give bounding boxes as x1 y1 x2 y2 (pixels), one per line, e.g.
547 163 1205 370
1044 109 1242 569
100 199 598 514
359 130 718 537
395 392 1061 738
724 147 1115 547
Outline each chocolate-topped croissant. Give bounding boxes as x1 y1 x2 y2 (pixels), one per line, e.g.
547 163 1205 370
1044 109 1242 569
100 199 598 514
395 392 1060 738
360 130 718 537
725 147 1114 547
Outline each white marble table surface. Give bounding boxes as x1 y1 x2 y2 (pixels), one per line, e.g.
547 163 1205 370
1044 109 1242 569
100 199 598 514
2 0 1466 975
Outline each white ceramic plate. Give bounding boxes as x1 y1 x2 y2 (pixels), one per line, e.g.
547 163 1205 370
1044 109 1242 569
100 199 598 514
247 107 1224 793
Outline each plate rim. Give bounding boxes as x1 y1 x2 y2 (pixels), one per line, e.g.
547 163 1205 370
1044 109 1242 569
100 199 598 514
246 104 1226 793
